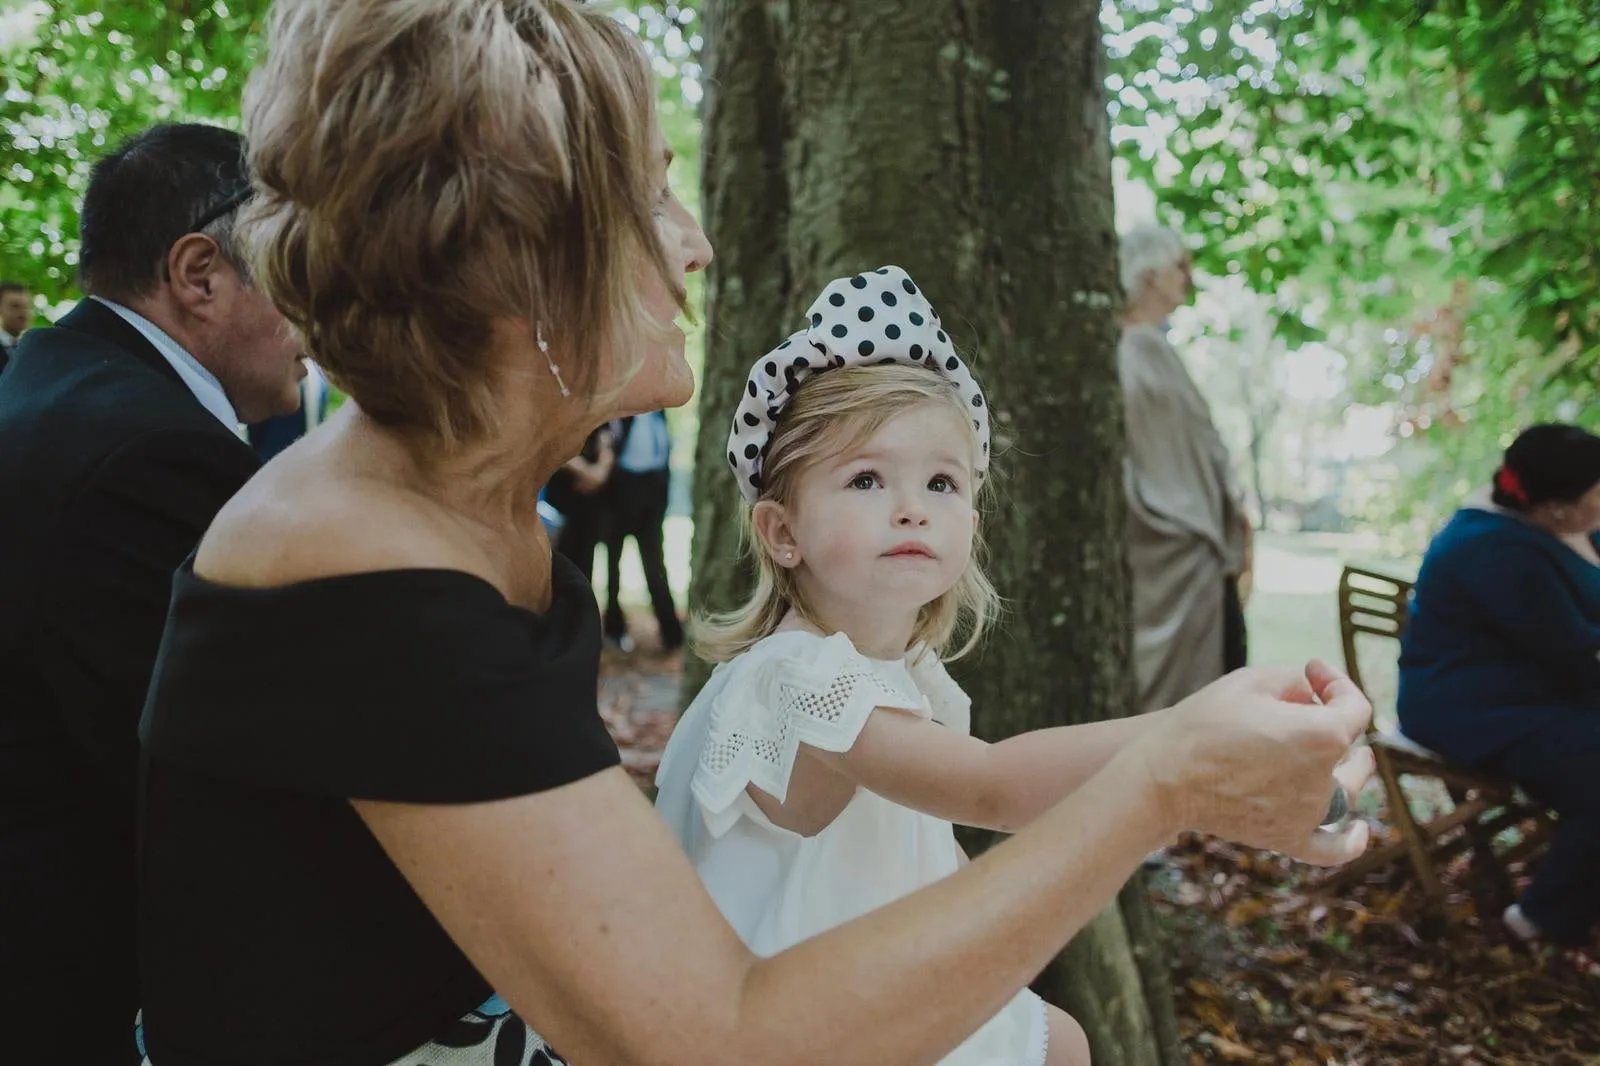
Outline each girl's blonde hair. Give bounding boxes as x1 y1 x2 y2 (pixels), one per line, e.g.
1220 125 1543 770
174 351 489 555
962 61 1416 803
696 364 1001 664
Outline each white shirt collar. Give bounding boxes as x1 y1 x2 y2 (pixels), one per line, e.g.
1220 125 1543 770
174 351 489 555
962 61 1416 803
91 296 240 432
0 329 16 348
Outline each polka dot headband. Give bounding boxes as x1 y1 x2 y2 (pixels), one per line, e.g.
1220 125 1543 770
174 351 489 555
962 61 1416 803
726 265 990 504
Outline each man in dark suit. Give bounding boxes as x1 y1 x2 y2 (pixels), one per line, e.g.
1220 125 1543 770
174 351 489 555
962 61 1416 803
603 410 684 652
0 124 304 1064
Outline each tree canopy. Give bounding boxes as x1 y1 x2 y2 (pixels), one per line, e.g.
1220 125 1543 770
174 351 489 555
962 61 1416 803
1108 0 1600 528
0 0 701 303
4 0 1594 528
0 1 263 304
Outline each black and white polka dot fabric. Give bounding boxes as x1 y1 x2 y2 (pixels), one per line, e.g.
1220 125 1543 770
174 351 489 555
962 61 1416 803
726 265 990 504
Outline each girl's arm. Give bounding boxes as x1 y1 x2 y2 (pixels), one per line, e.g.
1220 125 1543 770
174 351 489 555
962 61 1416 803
808 703 1177 832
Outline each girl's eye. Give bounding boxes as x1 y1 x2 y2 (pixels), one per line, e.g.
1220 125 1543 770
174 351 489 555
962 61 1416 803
849 472 880 491
652 185 673 217
929 474 959 494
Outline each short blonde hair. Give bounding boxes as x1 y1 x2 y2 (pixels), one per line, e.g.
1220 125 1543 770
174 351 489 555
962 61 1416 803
1118 223 1187 304
696 365 1001 664
240 0 673 446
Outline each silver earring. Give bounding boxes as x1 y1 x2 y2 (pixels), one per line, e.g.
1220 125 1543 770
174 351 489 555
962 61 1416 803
536 327 570 398
784 550 794 562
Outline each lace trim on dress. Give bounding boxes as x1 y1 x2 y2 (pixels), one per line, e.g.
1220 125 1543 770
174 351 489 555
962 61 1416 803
690 632 924 837
1028 993 1050 1066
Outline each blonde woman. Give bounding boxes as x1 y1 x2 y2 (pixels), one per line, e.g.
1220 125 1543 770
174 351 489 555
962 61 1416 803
136 4 1373 1064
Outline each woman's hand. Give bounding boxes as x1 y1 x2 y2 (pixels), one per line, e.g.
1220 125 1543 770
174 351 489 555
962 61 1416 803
1127 661 1375 866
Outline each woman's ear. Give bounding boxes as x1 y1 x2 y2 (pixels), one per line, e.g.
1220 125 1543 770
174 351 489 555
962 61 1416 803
751 500 801 568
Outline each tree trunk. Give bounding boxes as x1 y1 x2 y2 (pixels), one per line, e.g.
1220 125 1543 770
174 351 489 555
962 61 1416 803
692 3 1181 1063
686 0 792 696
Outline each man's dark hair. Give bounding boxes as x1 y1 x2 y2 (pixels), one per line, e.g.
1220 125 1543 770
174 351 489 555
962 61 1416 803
0 281 26 297
77 123 253 301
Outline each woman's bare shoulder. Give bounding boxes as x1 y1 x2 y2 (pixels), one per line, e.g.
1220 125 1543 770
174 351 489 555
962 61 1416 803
195 452 485 591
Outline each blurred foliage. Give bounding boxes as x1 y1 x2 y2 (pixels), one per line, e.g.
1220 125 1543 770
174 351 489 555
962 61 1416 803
0 0 703 306
5 0 1596 531
1106 0 1600 536
0 0 264 310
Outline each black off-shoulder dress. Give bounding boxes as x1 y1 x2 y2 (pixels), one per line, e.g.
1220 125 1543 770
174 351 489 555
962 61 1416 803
135 554 616 1066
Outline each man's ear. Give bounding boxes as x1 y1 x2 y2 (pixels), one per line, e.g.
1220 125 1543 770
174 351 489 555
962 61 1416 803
166 234 227 315
751 500 802 568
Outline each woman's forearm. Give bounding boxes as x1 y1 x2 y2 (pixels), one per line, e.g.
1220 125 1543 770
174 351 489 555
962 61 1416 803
368 750 1173 1066
981 708 1173 831
724 748 1172 1066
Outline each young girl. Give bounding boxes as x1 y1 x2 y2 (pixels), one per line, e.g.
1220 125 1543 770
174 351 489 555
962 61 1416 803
656 266 1098 1066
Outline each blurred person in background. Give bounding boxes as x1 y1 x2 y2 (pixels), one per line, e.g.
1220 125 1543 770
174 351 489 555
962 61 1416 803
545 424 615 586
603 409 683 652
1399 423 1600 977
1118 223 1252 714
0 280 33 373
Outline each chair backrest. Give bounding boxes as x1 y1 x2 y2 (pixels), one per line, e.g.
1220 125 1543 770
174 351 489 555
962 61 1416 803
1337 564 1413 696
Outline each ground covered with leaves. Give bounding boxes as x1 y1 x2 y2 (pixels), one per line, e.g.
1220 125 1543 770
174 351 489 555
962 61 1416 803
599 645 1599 1065
1149 834 1600 1065
596 637 682 788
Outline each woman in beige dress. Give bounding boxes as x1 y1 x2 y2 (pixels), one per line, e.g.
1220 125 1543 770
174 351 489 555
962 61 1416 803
1119 224 1253 713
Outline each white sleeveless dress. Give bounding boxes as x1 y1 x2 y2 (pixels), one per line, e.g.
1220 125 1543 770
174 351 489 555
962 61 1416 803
655 630 1048 1066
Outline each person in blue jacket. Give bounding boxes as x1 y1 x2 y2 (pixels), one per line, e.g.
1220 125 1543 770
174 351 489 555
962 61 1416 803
1399 423 1600 975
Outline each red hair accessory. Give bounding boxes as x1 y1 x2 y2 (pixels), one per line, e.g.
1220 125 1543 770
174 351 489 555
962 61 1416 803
1495 465 1530 506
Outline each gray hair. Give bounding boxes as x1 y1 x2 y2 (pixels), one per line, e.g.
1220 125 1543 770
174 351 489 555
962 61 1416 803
202 212 252 285
1118 224 1187 304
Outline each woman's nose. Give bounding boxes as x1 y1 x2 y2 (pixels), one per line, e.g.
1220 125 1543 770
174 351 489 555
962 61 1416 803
679 206 713 274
